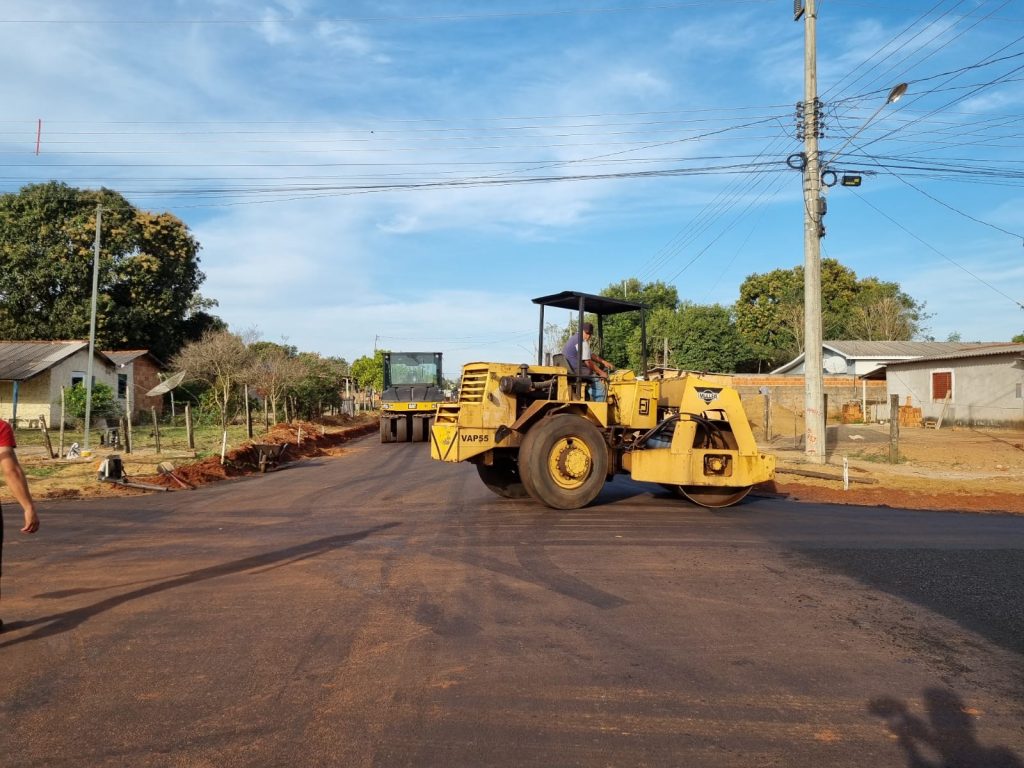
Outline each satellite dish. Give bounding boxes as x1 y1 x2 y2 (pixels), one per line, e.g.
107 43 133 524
824 356 847 374
146 370 186 396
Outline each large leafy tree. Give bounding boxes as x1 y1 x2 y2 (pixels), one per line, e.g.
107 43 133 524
628 303 751 373
350 350 386 393
674 303 751 373
291 353 349 419
734 258 926 370
599 278 679 370
0 182 219 360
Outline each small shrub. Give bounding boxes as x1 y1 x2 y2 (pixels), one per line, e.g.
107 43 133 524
61 382 121 421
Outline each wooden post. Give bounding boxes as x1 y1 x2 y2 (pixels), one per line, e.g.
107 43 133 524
185 403 195 451
889 394 900 464
244 383 253 439
59 386 66 459
935 391 952 430
264 397 270 433
151 407 161 453
39 415 55 459
119 416 126 452
763 390 771 442
125 386 134 455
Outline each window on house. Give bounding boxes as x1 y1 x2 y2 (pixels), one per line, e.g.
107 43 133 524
71 371 85 388
932 370 953 401
118 373 128 399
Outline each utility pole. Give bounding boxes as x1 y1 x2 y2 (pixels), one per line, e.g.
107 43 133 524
799 0 826 464
83 205 102 453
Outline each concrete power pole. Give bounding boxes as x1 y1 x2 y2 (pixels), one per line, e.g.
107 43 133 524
83 205 102 453
799 0 826 464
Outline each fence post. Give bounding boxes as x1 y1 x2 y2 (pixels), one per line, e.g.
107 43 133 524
39 415 55 459
59 387 66 459
245 383 253 439
125 387 134 454
151 407 161 453
889 394 900 463
762 389 771 442
185 403 195 451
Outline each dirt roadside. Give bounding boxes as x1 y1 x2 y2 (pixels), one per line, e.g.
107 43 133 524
764 422 1024 514
3 415 1021 515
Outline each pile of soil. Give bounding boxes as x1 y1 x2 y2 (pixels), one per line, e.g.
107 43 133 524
134 417 379 490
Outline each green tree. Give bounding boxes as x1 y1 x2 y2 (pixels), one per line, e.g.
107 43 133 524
674 303 751 372
628 303 750 373
245 341 304 423
291 353 349 419
0 182 219 360
734 259 926 370
599 278 679 370
1012 332 1024 343
171 329 251 445
62 381 120 420
350 350 386 392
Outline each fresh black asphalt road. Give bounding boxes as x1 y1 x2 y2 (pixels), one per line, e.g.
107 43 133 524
2 436 1022 767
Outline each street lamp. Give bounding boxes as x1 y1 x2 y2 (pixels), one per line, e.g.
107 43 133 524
825 83 908 167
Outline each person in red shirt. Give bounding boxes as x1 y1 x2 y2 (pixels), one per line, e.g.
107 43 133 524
1 418 39 633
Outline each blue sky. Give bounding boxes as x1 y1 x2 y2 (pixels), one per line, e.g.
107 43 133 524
2 0 1023 377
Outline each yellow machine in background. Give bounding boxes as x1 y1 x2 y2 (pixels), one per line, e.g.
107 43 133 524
380 352 445 442
430 291 774 509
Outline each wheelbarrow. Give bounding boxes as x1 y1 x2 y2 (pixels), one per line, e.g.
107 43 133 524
253 443 289 472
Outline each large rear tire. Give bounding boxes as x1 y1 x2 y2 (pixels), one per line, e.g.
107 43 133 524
411 416 427 442
395 415 410 442
476 453 529 499
519 414 608 509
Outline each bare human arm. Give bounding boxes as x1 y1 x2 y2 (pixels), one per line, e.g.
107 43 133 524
0 447 39 533
587 353 614 377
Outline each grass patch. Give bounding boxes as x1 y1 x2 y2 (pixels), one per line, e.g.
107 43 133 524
11 421 267 456
851 450 906 465
23 464 64 479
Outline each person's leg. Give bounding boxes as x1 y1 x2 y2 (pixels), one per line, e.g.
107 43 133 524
1 501 5 631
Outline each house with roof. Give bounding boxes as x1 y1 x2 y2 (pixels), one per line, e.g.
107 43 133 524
0 341 118 428
771 340 997 376
865 343 1024 427
103 349 166 419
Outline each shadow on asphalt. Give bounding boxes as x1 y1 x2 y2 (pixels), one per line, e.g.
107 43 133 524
869 688 1023 768
0 522 401 649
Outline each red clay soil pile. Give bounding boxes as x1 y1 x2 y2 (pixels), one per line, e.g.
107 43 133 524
137 416 378 491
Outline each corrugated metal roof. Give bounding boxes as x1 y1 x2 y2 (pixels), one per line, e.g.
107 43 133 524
882 343 1024 366
823 340 992 358
0 340 89 380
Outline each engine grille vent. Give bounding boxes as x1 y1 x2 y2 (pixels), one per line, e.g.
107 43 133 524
459 366 489 403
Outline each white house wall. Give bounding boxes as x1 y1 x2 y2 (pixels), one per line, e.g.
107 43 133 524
886 356 1024 427
1 351 117 427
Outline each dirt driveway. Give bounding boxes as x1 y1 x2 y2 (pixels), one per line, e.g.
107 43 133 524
768 423 1024 514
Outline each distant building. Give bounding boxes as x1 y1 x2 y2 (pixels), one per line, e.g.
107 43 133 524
0 340 117 428
772 340 1000 376
103 350 167 419
864 344 1024 427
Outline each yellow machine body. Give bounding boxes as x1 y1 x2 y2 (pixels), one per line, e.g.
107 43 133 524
430 360 774 509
